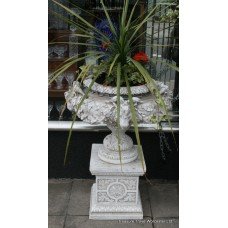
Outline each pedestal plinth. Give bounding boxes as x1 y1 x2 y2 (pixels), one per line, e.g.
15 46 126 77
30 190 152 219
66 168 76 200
89 144 146 220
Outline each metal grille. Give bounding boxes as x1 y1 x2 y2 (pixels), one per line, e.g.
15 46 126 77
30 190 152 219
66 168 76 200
146 0 179 111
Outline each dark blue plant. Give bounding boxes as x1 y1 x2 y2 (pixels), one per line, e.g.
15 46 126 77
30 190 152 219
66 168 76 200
95 18 118 52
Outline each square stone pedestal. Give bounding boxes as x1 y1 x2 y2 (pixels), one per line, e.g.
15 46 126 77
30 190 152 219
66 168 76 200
89 144 146 220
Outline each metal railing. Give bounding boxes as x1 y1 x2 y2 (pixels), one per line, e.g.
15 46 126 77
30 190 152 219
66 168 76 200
146 0 179 111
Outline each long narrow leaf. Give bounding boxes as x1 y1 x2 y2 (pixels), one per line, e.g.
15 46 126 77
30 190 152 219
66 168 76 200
64 70 101 164
49 41 101 48
129 58 178 151
49 54 93 84
51 0 110 42
121 0 129 27
126 0 139 30
116 63 122 169
49 53 104 84
124 71 145 172
128 5 159 44
151 59 179 72
107 54 120 77
100 0 117 37
128 4 173 46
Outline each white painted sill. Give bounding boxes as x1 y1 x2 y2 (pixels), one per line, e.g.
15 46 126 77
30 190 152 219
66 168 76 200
48 121 179 132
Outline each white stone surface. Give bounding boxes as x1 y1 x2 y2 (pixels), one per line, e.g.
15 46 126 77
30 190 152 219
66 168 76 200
89 144 146 220
83 77 150 95
98 135 139 164
90 144 146 176
65 79 172 164
64 77 171 219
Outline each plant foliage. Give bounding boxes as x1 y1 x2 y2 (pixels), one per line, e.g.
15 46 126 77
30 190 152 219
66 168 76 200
49 0 179 167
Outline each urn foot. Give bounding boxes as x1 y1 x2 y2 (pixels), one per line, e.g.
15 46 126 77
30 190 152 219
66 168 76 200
100 130 138 164
98 145 138 164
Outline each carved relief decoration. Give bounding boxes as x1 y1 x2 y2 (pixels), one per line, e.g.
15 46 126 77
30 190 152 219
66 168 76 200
65 79 172 164
97 179 116 190
97 192 115 203
96 177 138 204
117 193 136 203
119 179 137 190
107 183 126 199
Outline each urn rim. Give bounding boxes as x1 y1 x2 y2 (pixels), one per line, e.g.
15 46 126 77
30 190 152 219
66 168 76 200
83 77 150 96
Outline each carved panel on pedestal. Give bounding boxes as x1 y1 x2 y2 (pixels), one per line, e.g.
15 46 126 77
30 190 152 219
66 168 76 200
107 183 126 199
97 192 115 203
96 177 138 204
117 193 137 203
97 179 117 190
119 179 137 190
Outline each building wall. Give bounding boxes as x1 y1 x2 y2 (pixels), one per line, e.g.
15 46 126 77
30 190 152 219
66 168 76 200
49 130 179 179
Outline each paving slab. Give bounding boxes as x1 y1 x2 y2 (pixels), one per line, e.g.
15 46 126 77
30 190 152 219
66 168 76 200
67 179 151 217
153 218 179 228
67 179 94 216
48 179 178 226
48 180 72 215
148 183 179 218
139 180 152 217
48 215 65 228
65 216 153 228
48 179 72 184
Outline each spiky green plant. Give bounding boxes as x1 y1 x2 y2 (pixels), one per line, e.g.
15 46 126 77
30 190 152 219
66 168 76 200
49 0 179 167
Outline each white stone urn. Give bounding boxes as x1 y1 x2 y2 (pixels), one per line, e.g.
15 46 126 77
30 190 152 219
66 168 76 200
65 76 172 220
64 77 172 165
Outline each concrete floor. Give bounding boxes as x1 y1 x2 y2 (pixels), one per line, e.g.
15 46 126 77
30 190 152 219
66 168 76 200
48 179 179 228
